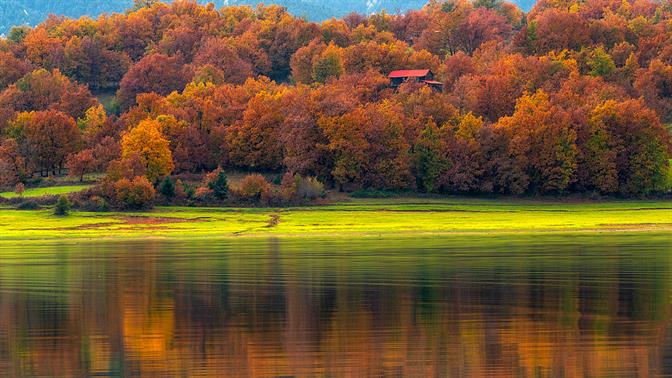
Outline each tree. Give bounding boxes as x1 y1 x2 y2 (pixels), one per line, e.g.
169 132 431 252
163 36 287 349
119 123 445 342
206 168 229 199
0 69 97 130
439 113 487 193
62 36 131 90
54 195 71 216
193 37 254 84
290 39 326 84
114 176 156 210
232 174 270 202
531 9 589 53
226 91 285 170
9 110 82 176
495 91 578 194
0 139 26 188
455 7 511 54
14 182 24 197
0 51 32 90
312 43 344 83
586 46 616 77
413 119 443 193
66 150 96 182
158 176 176 199
588 99 670 195
121 119 174 182
131 0 159 11
278 88 332 179
7 26 31 44
78 104 108 144
634 59 672 123
320 101 414 190
116 54 189 110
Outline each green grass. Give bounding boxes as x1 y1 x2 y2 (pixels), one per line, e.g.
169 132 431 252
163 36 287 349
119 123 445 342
0 184 92 199
0 197 670 242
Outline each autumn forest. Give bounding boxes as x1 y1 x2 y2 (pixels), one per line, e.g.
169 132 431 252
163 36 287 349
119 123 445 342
1 0 672 210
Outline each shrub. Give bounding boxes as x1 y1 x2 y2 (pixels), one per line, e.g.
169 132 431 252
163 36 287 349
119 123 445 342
16 201 40 210
174 179 188 200
280 172 298 202
297 176 326 200
194 186 215 203
158 176 176 199
114 176 155 210
280 173 326 203
81 195 110 212
14 182 24 197
54 195 71 216
205 168 228 199
233 174 271 202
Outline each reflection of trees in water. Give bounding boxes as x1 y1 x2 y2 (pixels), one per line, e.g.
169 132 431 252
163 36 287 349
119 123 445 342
0 237 670 376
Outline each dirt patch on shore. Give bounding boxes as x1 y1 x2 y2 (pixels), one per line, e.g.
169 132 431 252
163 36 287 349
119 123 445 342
266 214 280 228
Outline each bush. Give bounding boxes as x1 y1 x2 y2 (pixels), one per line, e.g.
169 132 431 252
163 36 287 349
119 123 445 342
14 182 24 197
81 195 110 212
232 174 271 202
16 201 40 210
205 168 228 199
193 186 215 203
175 179 188 200
280 173 326 203
158 176 176 199
297 176 326 200
114 176 155 210
54 195 71 216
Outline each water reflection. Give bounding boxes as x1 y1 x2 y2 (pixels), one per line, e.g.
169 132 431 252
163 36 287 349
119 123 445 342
0 235 671 376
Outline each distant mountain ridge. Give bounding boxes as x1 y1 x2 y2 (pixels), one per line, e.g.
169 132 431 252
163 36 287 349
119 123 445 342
0 0 535 35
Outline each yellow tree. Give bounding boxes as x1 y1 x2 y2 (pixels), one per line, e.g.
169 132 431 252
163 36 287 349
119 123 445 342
121 118 174 181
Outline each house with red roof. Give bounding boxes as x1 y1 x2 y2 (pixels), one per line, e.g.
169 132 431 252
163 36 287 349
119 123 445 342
388 69 443 91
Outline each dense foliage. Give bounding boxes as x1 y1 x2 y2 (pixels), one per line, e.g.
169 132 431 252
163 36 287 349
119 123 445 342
0 0 671 198
0 0 441 35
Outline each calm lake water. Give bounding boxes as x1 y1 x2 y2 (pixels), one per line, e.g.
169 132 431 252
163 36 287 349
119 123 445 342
0 234 671 377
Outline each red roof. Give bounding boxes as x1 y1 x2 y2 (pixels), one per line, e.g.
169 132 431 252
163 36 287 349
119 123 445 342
388 69 431 78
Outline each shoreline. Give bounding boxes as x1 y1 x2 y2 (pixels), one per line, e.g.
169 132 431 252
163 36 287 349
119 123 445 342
0 197 670 243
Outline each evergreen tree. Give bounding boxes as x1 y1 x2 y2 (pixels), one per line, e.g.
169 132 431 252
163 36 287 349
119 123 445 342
158 176 176 199
208 171 229 199
54 196 71 216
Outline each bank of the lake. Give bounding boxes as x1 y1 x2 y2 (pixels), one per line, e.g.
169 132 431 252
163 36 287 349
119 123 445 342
0 197 670 242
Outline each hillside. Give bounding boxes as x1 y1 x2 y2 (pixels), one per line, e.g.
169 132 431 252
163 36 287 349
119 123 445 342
1 0 429 34
0 0 536 35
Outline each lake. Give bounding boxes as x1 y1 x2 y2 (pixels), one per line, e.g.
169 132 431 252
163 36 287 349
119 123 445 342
0 234 671 376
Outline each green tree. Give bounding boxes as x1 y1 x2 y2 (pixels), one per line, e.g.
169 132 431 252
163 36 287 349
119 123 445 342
312 44 343 83
413 120 443 193
588 46 616 77
207 170 229 199
131 0 158 11
158 176 176 199
7 26 31 44
54 195 71 216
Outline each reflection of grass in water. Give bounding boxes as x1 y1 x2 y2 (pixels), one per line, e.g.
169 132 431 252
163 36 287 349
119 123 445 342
1 233 670 324
0 184 92 199
0 197 670 241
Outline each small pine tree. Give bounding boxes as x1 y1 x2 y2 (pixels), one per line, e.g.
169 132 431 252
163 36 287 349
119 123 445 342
54 195 71 216
158 176 176 198
208 171 229 199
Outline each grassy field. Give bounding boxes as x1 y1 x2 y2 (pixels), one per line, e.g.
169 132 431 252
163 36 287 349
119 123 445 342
0 184 92 199
0 197 670 242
